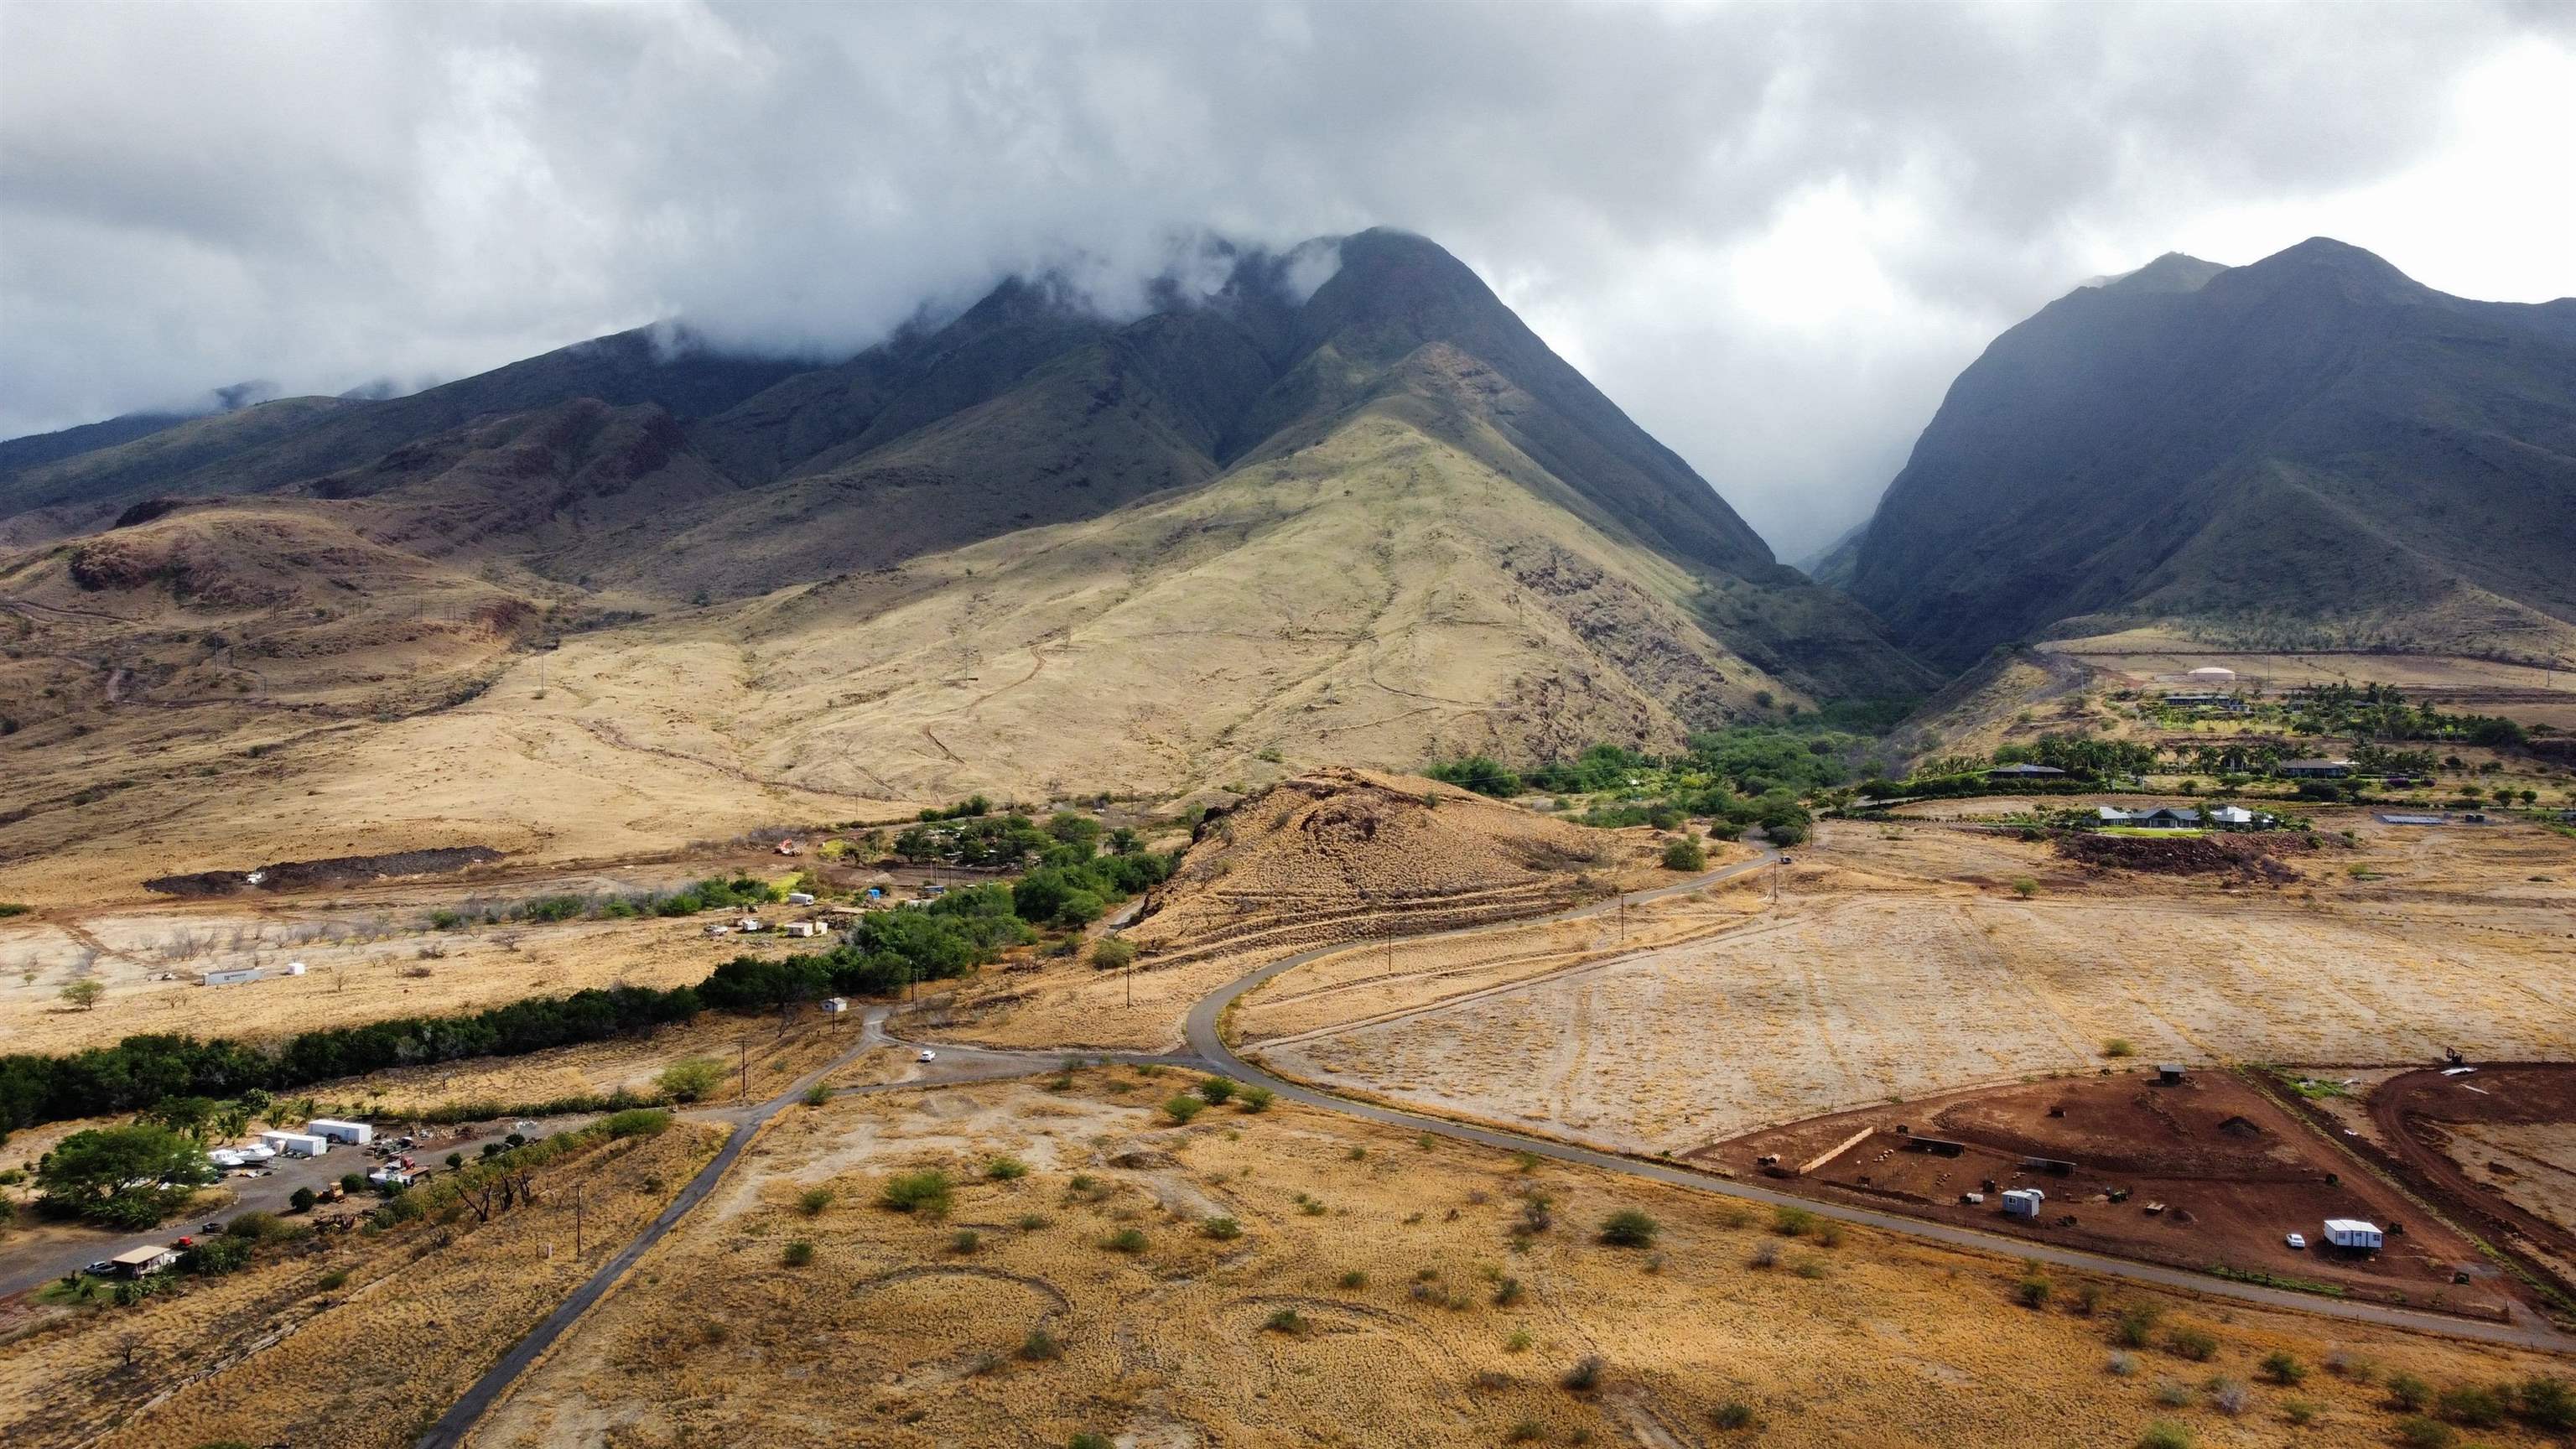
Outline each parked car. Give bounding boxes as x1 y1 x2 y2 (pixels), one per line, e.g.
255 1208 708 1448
917 1049 937 1062
200 1222 223 1234
2286 1232 2307 1250
84 1259 115 1277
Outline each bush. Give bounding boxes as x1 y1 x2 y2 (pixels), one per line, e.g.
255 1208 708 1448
2205 1377 2248 1415
1089 937 1135 971
289 1187 317 1213
2106 1352 2138 1377
224 1210 283 1241
2101 1037 2136 1057
2135 1423 2193 1449
316 1268 350 1291
1162 1094 1204 1124
2112 1303 2161 1347
1263 1306 1306 1334
802 1083 831 1107
657 1057 729 1103
797 1187 835 1217
2166 1327 2217 1362
780 1239 815 1267
2258 1350 2306 1385
2434 1383 2508 1428
1199 1216 1242 1240
1561 1356 1604 1393
1101 1228 1148 1254
2520 1374 2576 1431
2394 1417 2455 1449
1020 1328 1062 1361
1597 1209 1659 1248
1197 1078 1237 1104
985 1156 1029 1181
1764 821 1809 846
880 1170 953 1217
1710 1400 1757 1431
600 1108 672 1138
2015 1272 2052 1309
1661 836 1706 871
1771 1205 1815 1237
1069 1435 1110 1449
2388 1372 2433 1411
1235 1085 1274 1113
950 1229 980 1254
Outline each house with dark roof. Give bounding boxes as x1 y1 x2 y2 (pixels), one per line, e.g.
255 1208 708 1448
2275 759 2352 778
2096 806 2204 828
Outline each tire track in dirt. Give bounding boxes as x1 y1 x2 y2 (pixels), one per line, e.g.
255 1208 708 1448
568 717 884 802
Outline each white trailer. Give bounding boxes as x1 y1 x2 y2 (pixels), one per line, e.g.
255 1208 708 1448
2322 1218 2383 1250
2001 1187 2045 1219
260 1130 328 1158
305 1118 374 1145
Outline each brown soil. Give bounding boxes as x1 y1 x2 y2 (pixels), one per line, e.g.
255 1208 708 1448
143 844 506 896
2054 828 2334 883
2350 1064 2576 1303
1706 1071 2507 1316
1128 768 1629 966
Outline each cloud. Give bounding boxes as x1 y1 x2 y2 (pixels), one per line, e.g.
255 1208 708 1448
2 1 2567 555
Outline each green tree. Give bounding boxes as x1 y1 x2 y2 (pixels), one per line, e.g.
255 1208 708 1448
1660 836 1706 871
36 1124 215 1224
59 979 105 1011
657 1056 729 1103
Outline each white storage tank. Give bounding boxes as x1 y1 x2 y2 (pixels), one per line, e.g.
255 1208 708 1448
2001 1187 2045 1219
306 1119 373 1145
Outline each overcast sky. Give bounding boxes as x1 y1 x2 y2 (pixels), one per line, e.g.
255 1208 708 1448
3 2 2569 557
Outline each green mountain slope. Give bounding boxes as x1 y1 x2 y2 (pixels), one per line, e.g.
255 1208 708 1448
1845 238 2576 668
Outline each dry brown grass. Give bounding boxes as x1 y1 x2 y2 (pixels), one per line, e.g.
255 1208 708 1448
473 1075 2571 1449
0 1119 724 1449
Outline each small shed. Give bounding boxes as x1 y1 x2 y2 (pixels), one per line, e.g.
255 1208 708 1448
735 917 767 932
2323 1218 2384 1250
785 891 817 906
109 1244 179 1277
2156 1064 2187 1085
2002 1188 2045 1219
819 997 849 1015
306 1118 373 1145
285 961 308 976
782 920 828 938
2277 759 2353 779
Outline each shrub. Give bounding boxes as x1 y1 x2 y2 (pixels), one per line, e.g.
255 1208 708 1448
600 1108 673 1138
2283 1398 2314 1426
780 1239 815 1267
1101 1228 1148 1254
1747 1240 1780 1270
1561 1356 1604 1393
984 1156 1029 1181
316 1268 350 1291
797 1186 835 1216
1162 1093 1205 1124
2015 1272 2052 1309
1338 1270 1368 1290
2205 1377 2248 1415
1200 1215 1242 1239
2434 1383 2507 1428
2011 876 2038 899
880 1170 953 1217
2154 1380 2191 1408
1234 1084 1273 1113
1597 1209 1659 1248
1505 1328 1533 1353
1771 1205 1815 1237
2102 1037 2136 1057
950 1229 980 1254
2388 1372 2433 1411
2324 1350 2374 1382
1016 1213 1051 1231
657 1057 728 1103
1088 937 1136 971
289 1187 317 1213
1661 836 1706 871
1197 1077 1238 1104
224 1210 283 1241
2394 1417 2455 1449
2106 1352 2138 1377
2259 1350 2306 1385
1020 1328 1062 1361
802 1083 831 1107
2520 1374 2576 1431
2166 1327 2217 1362
1710 1400 1757 1431
1493 1276 1524 1306
1505 1421 1545 1444
2135 1422 2193 1449
1263 1306 1306 1334
1069 1435 1111 1449
2112 1304 2162 1347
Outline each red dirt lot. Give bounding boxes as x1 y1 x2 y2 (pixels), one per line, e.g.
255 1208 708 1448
1700 1069 2514 1318
2352 1064 2576 1305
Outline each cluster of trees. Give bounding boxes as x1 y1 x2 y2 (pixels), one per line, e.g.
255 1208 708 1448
2280 683 2534 750
30 1121 219 1227
434 875 785 929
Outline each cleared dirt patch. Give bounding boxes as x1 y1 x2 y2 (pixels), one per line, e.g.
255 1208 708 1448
1706 1071 2506 1317
143 844 504 896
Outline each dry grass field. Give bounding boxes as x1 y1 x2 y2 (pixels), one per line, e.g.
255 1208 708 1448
472 1073 2572 1449
1253 816 2576 1157
0 1118 724 1449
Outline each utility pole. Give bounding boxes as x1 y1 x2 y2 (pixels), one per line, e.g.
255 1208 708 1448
738 1036 749 1100
574 1183 584 1259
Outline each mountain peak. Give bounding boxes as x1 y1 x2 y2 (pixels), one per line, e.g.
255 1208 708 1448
2096 252 2229 295
2217 236 2427 305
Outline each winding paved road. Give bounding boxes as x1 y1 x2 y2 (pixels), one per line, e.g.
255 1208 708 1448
421 849 2568 1445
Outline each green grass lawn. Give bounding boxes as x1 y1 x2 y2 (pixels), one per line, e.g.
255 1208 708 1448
2098 826 2211 839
